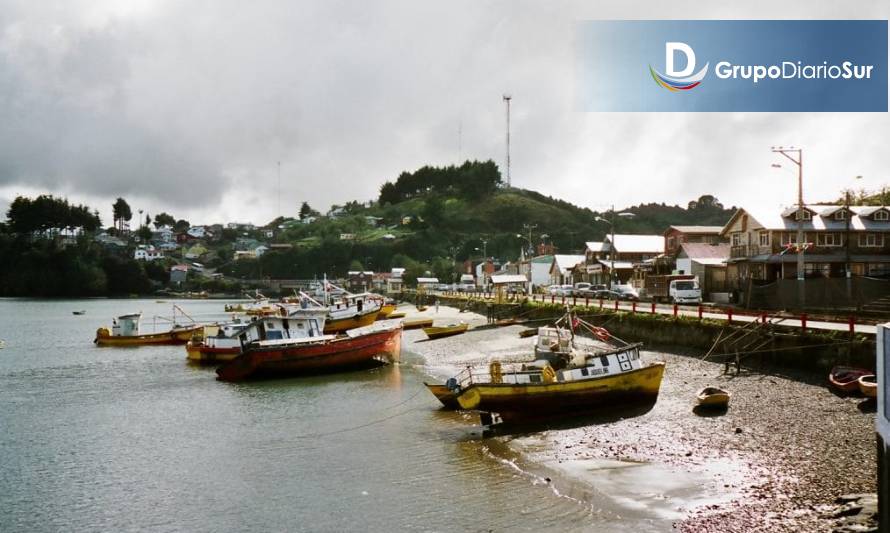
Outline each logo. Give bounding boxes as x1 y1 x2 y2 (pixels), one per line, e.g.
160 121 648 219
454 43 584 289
649 42 709 92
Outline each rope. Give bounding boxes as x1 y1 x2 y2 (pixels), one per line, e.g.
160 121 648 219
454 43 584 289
701 340 856 360
289 386 427 440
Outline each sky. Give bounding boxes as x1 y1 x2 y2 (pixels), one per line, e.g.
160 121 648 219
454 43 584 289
0 0 888 227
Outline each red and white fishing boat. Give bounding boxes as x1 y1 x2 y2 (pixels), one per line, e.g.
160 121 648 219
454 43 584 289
216 320 403 382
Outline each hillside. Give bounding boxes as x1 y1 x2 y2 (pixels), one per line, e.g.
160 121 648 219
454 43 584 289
222 162 736 281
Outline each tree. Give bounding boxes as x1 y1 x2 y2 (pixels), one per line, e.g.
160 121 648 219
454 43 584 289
173 219 190 233
154 212 175 228
112 198 132 233
137 225 152 242
299 202 313 220
144 214 151 227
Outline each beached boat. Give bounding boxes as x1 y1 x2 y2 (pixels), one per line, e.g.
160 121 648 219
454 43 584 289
403 318 433 330
424 381 460 409
216 321 403 382
829 366 873 394
518 328 538 338
186 309 328 363
94 313 202 346
696 387 730 408
387 311 407 319
859 374 877 398
72 310 86 315
423 323 469 340
377 302 397 319
452 346 664 424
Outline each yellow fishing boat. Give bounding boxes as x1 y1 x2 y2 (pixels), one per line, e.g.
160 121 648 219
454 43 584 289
323 307 379 334
424 382 460 409
387 311 407 319
423 323 469 340
455 360 665 424
696 387 730 408
95 313 202 346
377 303 397 319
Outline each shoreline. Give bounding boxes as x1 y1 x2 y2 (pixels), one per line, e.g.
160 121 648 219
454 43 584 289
400 302 877 532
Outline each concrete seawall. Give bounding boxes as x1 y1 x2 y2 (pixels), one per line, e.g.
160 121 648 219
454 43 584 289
406 293 876 373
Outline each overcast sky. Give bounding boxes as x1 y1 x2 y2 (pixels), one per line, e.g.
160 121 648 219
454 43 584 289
0 0 888 227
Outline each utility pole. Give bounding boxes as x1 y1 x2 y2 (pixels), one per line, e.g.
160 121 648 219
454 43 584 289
277 161 281 219
458 120 462 162
771 146 805 307
503 94 512 187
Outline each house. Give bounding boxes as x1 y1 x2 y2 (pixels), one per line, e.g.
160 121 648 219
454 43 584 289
264 229 275 238
301 216 317 225
365 216 382 226
387 268 405 292
347 271 375 292
663 226 728 257
95 232 127 248
186 226 207 239
416 277 439 289
529 255 554 290
227 222 255 231
720 204 890 288
153 226 175 243
339 233 356 241
549 254 585 286
581 234 663 285
134 246 164 261
676 243 731 297
170 264 189 284
328 206 347 218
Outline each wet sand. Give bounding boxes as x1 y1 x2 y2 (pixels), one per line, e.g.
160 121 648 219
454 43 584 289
399 302 877 532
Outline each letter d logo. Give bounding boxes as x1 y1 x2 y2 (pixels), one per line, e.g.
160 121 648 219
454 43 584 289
665 42 695 77
649 42 709 92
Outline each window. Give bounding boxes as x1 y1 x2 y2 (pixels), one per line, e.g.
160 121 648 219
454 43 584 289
759 231 769 246
816 233 842 247
797 209 811 221
731 233 742 246
876 210 889 221
834 210 847 221
860 233 885 247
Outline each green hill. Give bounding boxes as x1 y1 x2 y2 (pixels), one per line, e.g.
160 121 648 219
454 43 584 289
222 161 735 281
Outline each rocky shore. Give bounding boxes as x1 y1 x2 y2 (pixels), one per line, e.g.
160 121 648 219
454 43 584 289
401 303 878 532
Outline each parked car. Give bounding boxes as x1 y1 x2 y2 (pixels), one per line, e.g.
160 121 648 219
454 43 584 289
613 284 640 301
572 282 591 295
669 279 702 304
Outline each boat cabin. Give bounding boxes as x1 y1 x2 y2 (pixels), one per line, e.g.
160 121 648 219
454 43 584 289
112 313 142 337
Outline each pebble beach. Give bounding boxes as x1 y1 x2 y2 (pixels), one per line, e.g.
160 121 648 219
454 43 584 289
402 302 877 532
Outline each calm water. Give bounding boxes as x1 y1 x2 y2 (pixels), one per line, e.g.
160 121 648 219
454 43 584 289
0 299 666 532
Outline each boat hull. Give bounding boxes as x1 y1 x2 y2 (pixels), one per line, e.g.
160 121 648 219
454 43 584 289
186 342 241 363
95 326 202 346
859 375 877 398
829 366 873 393
323 309 379 334
216 327 402 382
377 304 397 319
423 324 469 340
403 318 433 330
424 382 460 409
456 363 665 424
697 389 730 408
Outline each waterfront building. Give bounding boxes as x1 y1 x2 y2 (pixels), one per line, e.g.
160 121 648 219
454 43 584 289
663 225 727 256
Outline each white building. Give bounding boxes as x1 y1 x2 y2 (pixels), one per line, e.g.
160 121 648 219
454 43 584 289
134 246 164 261
187 226 206 239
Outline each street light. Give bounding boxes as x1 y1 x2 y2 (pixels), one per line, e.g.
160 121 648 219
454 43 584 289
771 146 806 308
594 205 635 289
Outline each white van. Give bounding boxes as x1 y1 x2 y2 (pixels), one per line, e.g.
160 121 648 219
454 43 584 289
669 279 702 304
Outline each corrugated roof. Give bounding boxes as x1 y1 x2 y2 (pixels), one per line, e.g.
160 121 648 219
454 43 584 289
666 225 724 234
724 205 890 234
679 243 730 261
491 274 528 284
530 254 555 264
552 254 585 274
584 241 606 253
416 277 439 283
609 234 664 254
598 260 635 270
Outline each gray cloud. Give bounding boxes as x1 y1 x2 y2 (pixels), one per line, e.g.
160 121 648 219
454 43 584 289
0 0 888 225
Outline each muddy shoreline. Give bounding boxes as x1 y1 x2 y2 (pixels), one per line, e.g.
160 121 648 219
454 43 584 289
400 303 877 532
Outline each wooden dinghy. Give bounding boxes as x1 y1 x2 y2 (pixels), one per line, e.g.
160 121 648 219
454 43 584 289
829 366 873 394
387 311 407 319
423 323 469 340
859 374 877 398
403 318 434 330
518 328 538 338
697 387 730 408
